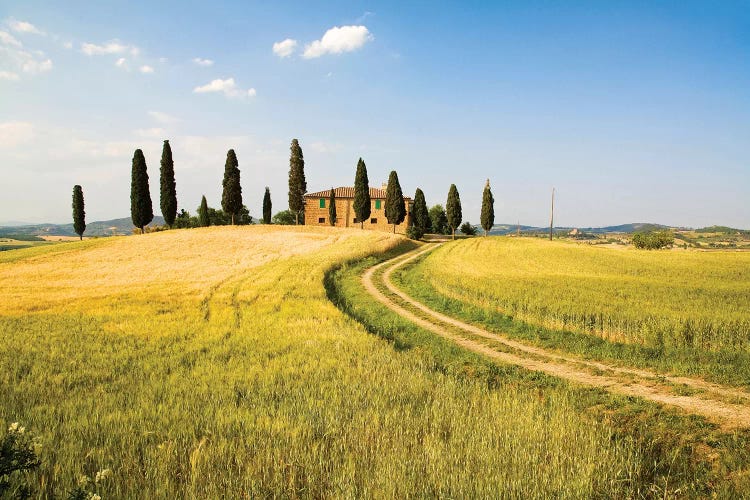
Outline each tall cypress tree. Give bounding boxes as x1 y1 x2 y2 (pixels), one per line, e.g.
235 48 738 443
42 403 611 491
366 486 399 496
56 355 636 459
480 179 495 237
384 170 406 233
72 185 85 240
353 158 371 229
412 188 430 233
446 184 462 240
198 195 210 227
221 149 242 225
159 140 177 227
263 187 272 224
288 139 307 225
130 149 154 234
328 188 337 226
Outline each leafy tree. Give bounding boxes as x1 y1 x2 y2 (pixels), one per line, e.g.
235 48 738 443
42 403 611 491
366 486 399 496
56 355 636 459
288 139 307 225
353 158 371 229
460 222 477 236
198 195 210 227
446 184 462 240
384 170 406 233
174 209 199 229
429 205 449 235
632 231 675 249
263 187 272 224
72 185 85 240
272 209 297 225
221 149 242 224
412 188 430 233
328 188 337 226
130 148 154 234
406 225 424 240
480 179 494 236
159 140 177 227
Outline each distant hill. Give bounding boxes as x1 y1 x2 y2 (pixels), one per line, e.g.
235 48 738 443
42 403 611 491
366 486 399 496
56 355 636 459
489 223 678 236
0 216 165 238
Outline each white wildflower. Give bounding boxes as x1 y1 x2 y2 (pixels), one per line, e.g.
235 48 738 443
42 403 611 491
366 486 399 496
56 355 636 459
90 494 101 500
8 422 19 432
95 468 112 483
78 475 90 487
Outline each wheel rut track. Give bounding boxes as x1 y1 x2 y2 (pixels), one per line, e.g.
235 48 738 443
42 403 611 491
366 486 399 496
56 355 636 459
362 243 750 430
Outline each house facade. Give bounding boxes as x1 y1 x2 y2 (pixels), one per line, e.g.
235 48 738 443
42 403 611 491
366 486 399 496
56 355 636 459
304 186 413 233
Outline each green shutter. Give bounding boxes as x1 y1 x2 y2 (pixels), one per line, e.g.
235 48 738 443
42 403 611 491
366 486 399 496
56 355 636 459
319 198 325 208
375 199 381 210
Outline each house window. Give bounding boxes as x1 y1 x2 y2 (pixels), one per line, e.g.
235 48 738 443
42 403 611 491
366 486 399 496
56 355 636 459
318 217 325 224
353 217 358 223
370 218 377 224
375 199 381 210
319 198 326 208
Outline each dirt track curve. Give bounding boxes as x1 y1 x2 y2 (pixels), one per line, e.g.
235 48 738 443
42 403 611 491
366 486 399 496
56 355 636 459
362 243 750 430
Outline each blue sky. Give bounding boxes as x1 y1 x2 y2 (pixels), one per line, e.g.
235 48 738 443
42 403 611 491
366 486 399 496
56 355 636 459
1 1 748 228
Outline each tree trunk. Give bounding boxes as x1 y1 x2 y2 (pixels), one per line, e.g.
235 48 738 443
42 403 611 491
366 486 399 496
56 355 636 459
232 213 235 225
141 226 144 234
295 213 299 225
393 224 396 234
79 235 82 241
484 229 487 237
452 228 455 240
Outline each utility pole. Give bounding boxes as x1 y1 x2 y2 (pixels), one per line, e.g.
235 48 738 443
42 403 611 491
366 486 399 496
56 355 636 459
549 187 555 241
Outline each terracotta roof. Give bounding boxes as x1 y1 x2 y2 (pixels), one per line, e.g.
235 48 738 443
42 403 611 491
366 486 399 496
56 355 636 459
305 186 412 200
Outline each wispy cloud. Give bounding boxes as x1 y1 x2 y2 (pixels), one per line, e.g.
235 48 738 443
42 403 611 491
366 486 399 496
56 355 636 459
192 57 213 67
0 121 34 148
22 58 52 74
272 38 297 58
303 25 373 59
309 141 343 154
7 19 45 36
81 39 138 56
134 127 165 138
148 111 178 124
0 30 52 77
115 57 127 69
0 30 22 48
0 70 20 81
139 65 154 74
193 78 256 99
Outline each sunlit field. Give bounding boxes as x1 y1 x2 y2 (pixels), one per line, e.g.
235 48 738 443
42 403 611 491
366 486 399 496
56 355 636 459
410 238 750 351
0 227 640 498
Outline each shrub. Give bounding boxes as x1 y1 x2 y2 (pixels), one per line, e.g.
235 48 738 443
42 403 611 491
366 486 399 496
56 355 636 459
0 422 40 498
632 231 674 250
460 222 477 236
406 225 424 240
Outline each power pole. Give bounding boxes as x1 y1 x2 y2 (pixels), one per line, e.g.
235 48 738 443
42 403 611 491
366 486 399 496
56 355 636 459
549 187 555 241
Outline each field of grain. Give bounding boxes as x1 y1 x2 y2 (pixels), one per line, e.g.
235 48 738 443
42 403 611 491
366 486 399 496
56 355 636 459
409 238 750 351
0 227 640 498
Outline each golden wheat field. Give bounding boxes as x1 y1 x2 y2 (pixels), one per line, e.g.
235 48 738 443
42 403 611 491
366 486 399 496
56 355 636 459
0 227 641 498
411 238 750 351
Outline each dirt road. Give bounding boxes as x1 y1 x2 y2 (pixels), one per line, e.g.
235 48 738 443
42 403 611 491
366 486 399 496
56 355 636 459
362 243 750 430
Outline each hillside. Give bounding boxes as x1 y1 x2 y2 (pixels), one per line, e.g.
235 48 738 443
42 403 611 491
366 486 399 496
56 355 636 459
0 216 165 238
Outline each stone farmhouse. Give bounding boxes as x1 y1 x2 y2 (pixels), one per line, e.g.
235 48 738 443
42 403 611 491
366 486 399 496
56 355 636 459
304 185 413 233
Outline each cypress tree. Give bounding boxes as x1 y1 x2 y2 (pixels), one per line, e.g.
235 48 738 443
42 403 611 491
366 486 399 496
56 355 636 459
480 179 495 237
159 140 177 227
288 139 307 225
446 184 462 240
72 184 85 240
263 187 272 224
384 170 406 233
130 149 154 234
412 188 430 232
353 158 371 229
198 195 210 227
328 188 337 226
221 149 242 225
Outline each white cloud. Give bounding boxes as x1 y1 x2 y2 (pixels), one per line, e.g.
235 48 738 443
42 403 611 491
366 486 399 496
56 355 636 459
0 30 22 48
0 121 34 148
81 40 138 56
193 78 256 99
115 57 127 69
22 58 52 74
310 141 343 154
63 41 73 49
303 25 373 59
8 19 45 36
272 38 297 58
0 71 19 81
134 127 165 138
192 57 213 67
148 111 178 124
159 57 168 63
139 65 154 74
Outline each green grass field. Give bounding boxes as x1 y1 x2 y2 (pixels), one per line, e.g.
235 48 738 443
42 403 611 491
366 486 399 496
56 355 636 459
395 237 750 386
1 227 648 498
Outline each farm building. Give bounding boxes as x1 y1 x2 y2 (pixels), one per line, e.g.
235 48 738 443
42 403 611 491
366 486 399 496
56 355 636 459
304 186 413 233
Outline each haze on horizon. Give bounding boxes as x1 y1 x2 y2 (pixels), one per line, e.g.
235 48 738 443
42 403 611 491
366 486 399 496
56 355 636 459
1 1 748 229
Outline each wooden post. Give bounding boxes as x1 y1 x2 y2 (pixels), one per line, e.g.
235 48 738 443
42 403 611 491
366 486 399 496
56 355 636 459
549 188 555 241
